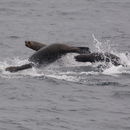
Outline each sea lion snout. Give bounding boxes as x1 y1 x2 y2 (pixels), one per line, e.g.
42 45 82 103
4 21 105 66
25 41 28 44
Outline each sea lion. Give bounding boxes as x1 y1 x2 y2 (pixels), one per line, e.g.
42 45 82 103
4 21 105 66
75 52 121 66
25 41 91 54
5 43 91 72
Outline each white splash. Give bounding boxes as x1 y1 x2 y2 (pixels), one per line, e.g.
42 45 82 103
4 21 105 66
92 35 130 75
92 34 111 53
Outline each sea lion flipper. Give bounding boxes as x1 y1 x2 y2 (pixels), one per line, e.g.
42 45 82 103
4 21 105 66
75 54 92 62
5 66 19 72
5 63 32 72
77 47 91 54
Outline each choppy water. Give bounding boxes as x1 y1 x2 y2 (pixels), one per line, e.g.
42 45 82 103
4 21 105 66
0 0 130 130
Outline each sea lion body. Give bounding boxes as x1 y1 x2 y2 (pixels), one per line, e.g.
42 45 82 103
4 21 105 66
29 43 81 66
6 43 90 72
75 52 121 66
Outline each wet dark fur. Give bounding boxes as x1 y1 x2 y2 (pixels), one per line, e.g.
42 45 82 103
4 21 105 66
75 52 121 66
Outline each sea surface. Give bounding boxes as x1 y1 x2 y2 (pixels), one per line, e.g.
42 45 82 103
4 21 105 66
0 0 130 130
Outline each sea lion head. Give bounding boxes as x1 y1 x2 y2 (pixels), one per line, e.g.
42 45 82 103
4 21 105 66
25 41 46 51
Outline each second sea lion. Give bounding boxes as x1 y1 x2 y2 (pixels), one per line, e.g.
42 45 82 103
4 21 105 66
75 52 121 66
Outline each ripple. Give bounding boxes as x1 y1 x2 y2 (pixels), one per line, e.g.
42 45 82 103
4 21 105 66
8 36 21 39
95 81 121 86
112 91 130 99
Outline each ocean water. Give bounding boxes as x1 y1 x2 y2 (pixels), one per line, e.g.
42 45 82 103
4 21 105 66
0 0 130 130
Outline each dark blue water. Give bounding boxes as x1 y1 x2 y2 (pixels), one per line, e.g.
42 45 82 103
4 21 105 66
0 0 130 130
